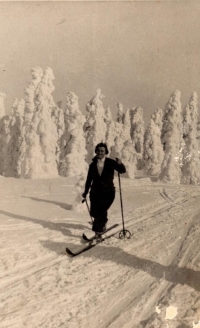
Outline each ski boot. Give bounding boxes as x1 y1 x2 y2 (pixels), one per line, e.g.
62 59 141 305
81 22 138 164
94 232 103 243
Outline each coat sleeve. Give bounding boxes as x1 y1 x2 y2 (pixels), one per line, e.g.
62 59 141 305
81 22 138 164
113 160 126 174
83 165 93 195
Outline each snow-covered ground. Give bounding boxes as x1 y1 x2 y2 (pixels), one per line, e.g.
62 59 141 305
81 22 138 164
1 175 200 328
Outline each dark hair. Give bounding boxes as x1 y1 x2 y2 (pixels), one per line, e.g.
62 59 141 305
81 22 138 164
95 143 109 155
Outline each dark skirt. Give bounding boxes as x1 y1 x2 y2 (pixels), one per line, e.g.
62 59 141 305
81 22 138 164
89 190 115 233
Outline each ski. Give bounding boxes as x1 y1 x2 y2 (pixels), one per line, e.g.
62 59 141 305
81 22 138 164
66 243 97 256
66 227 118 257
82 223 119 242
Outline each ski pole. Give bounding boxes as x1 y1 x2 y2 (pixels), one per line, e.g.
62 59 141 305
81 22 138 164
82 197 93 225
117 172 131 239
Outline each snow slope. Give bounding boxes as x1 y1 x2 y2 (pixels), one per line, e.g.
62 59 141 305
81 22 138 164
0 176 200 328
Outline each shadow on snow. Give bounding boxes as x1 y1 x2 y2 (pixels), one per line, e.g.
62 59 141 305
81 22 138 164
0 209 86 240
51 239 200 293
21 196 72 211
94 245 200 292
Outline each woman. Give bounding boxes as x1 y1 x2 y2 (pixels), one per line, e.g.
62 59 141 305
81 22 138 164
82 143 126 236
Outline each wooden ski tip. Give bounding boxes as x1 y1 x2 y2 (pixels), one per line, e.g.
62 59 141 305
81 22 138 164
66 248 74 256
82 233 89 241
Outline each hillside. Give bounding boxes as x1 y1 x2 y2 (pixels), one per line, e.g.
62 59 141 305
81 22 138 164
0 176 200 328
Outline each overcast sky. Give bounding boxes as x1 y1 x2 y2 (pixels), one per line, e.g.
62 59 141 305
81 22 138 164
0 1 200 124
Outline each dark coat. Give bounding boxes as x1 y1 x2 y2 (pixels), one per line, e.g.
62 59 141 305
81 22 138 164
84 156 126 195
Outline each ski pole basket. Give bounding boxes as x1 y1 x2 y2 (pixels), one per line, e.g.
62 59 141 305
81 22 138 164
119 229 131 239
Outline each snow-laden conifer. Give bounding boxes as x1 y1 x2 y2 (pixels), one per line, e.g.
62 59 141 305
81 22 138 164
110 103 125 159
35 67 58 175
0 93 6 119
24 67 58 178
130 106 144 169
159 90 183 183
6 99 26 177
85 89 107 163
105 106 115 154
130 106 144 153
24 67 43 128
59 92 88 177
0 98 20 176
197 121 200 154
114 103 124 139
143 108 164 175
0 115 11 175
116 103 124 123
181 92 200 184
112 108 137 179
51 101 65 169
22 67 44 178
121 139 136 179
51 101 65 140
121 108 131 143
110 136 123 159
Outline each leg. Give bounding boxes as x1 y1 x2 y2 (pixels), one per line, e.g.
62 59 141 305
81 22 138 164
90 191 115 233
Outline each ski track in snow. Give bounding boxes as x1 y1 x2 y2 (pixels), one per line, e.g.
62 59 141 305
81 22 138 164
0 177 200 327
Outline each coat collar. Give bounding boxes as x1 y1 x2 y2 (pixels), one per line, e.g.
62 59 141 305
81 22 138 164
92 155 107 163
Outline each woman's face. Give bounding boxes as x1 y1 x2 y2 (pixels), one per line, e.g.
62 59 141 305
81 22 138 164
96 146 106 159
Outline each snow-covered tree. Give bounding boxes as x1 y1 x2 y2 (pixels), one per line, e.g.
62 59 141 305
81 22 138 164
6 99 26 177
84 89 107 163
143 108 164 175
51 101 65 168
0 93 9 175
0 96 19 176
197 121 200 154
51 102 64 139
110 107 131 160
114 103 124 139
0 93 6 119
121 108 131 142
23 125 44 178
23 67 58 178
105 106 116 154
110 103 124 159
59 92 88 177
0 115 11 175
181 92 200 184
183 105 191 139
116 103 124 123
121 139 136 179
159 90 183 183
24 67 43 128
110 136 124 159
35 67 58 175
21 67 44 178
130 106 144 169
